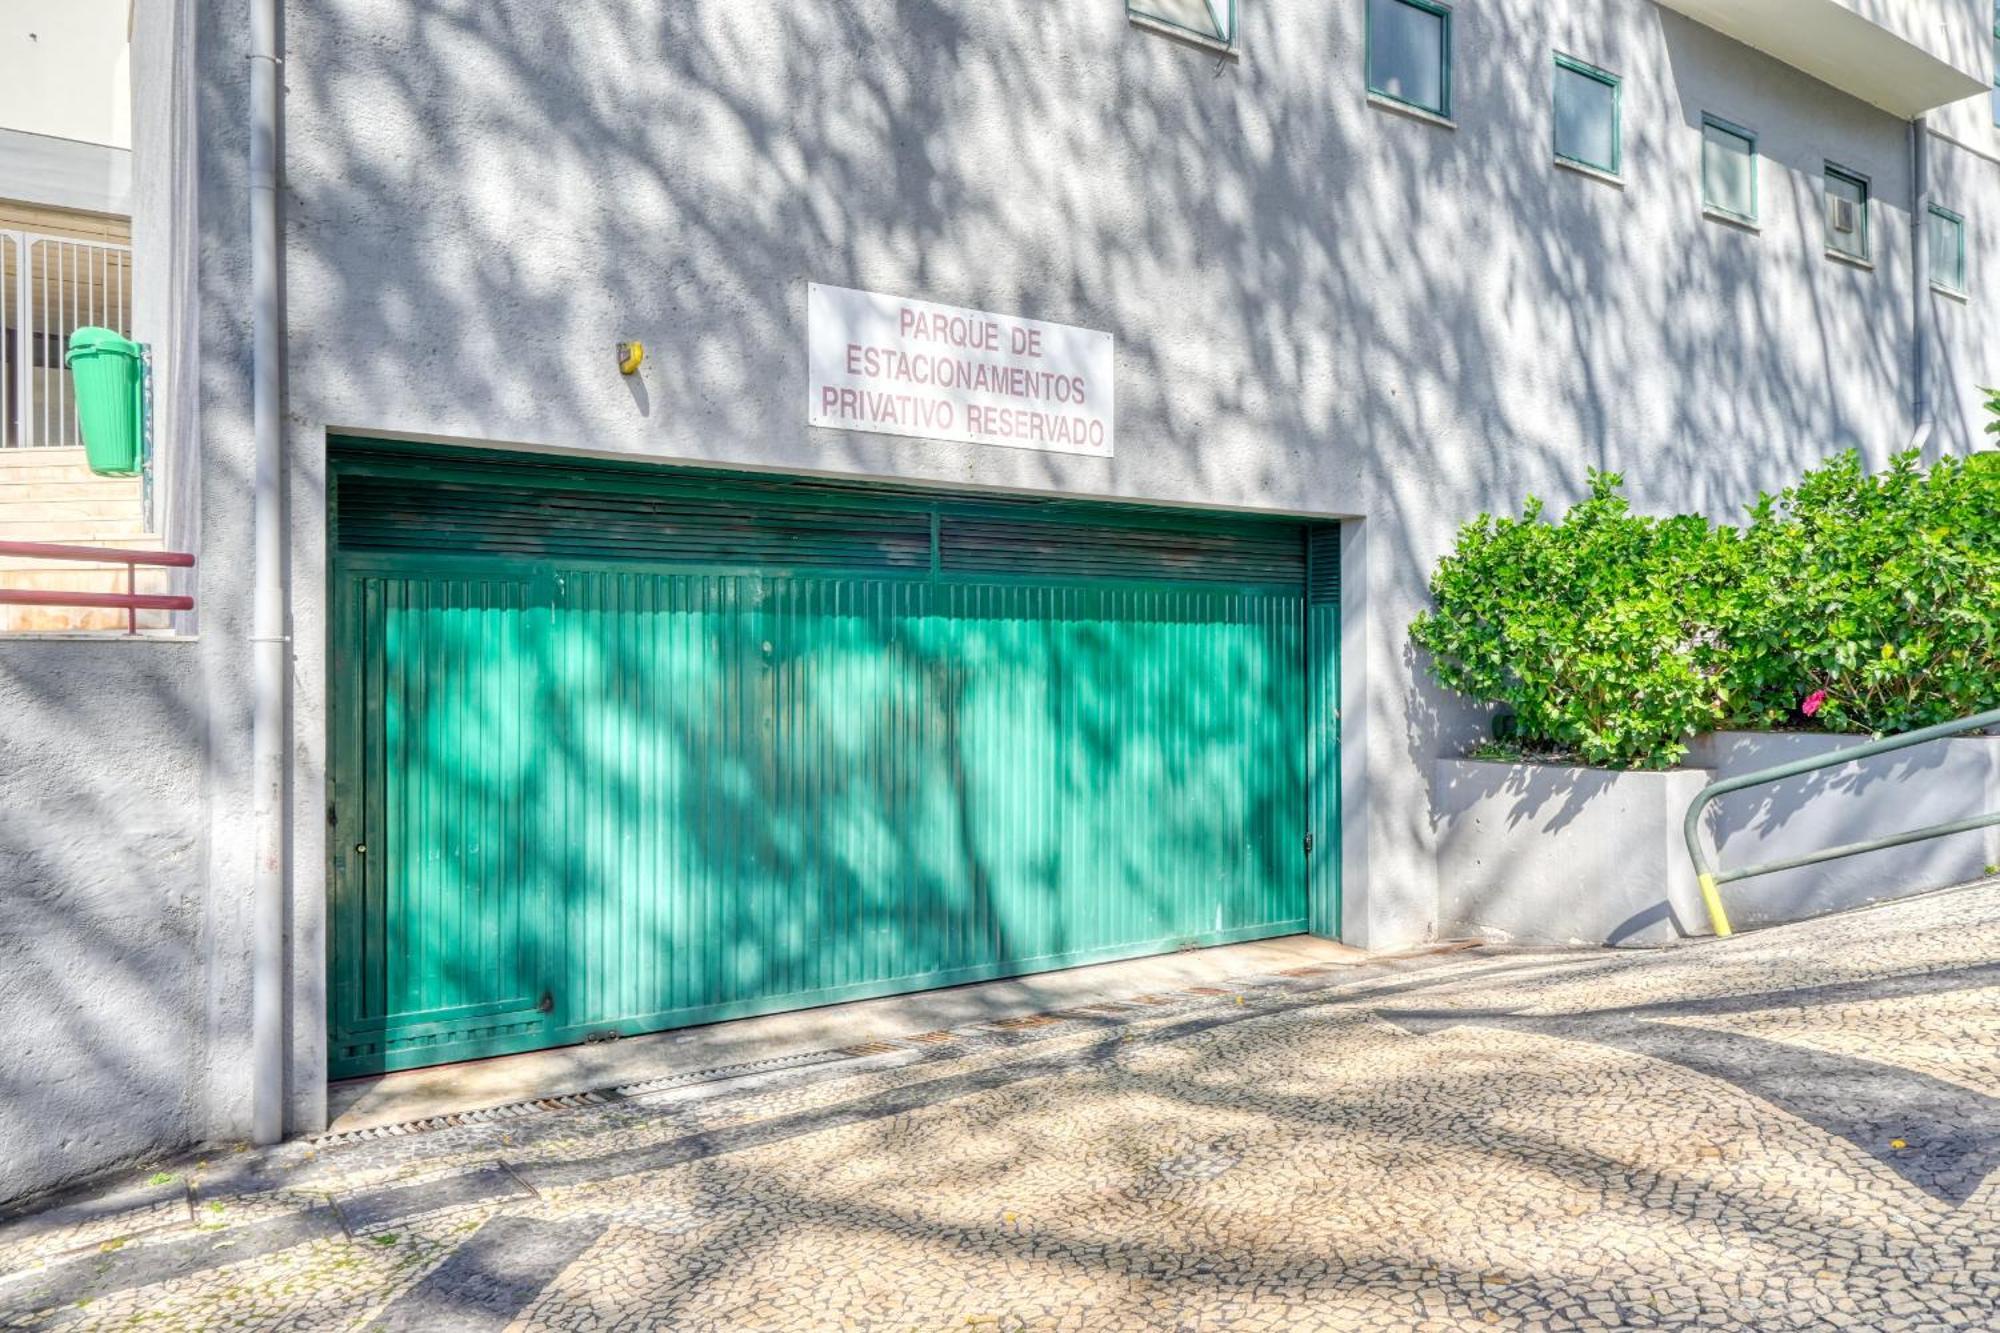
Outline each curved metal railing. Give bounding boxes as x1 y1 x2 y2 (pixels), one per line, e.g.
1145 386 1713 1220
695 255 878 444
1684 706 2000 937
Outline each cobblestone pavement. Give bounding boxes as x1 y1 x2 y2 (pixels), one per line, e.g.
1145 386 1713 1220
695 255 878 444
3 881 1997 1331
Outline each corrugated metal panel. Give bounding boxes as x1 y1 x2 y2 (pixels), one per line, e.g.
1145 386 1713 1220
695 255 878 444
1306 527 1342 938
329 571 556 1071
329 448 1324 1077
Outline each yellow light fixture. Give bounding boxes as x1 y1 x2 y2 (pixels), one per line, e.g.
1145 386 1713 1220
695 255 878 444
617 341 645 375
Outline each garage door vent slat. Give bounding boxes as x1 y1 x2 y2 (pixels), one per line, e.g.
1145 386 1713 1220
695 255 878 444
337 477 932 572
939 516 1302 586
1306 527 1341 604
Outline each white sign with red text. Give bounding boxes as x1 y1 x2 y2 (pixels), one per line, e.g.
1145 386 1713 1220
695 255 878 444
808 283 1114 458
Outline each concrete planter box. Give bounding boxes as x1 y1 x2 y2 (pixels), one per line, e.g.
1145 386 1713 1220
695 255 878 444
1434 760 1716 947
1686 730 2000 929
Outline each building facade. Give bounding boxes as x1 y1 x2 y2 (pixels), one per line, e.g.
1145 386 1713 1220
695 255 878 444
0 2 162 631
1 0 1996 1205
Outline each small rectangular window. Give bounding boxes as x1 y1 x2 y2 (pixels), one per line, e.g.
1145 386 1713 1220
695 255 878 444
1701 116 1757 224
1128 0 1235 48
1553 55 1620 175
1929 205 1967 293
1367 0 1451 119
1825 165 1871 262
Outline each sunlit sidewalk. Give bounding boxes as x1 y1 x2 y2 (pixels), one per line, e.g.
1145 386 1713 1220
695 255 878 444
2 879 1996 1331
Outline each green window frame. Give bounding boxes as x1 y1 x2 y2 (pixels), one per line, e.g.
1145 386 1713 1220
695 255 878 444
1552 54 1621 175
1366 0 1453 120
1700 115 1758 224
1127 0 1236 48
1929 204 1967 294
1824 163 1871 262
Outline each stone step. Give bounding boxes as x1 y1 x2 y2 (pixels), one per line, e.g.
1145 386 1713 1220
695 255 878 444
0 557 166 577
0 561 176 634
0 480 144 502
0 603 172 634
0 445 87 461
0 519 157 543
0 466 122 487
0 497 148 523
0 450 169 633
0 535 163 561
0 444 151 552
0 566 173 590
0 447 93 474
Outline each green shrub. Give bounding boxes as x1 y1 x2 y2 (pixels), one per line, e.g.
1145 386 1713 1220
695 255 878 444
1717 451 1999 734
1409 470 1730 769
1411 451 2000 768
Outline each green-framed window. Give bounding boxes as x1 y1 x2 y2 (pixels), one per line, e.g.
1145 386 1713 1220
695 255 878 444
1701 115 1757 223
1127 0 1236 48
1929 205 1967 293
1553 54 1620 175
1367 0 1452 119
1825 164 1871 262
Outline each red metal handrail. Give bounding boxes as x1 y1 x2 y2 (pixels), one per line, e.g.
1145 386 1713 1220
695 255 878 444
0 539 196 634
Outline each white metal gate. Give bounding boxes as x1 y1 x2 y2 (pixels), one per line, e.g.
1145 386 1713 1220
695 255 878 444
2 231 134 448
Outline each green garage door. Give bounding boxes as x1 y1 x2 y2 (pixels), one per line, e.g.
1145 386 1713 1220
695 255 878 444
328 441 1338 1078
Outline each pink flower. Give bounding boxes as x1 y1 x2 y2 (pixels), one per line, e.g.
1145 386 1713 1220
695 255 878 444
1801 689 1828 718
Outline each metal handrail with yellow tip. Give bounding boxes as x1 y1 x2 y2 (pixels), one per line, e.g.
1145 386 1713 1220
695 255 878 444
1683 706 2000 937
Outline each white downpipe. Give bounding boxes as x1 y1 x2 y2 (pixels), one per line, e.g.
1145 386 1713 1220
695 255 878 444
1908 116 1936 461
249 0 287 1146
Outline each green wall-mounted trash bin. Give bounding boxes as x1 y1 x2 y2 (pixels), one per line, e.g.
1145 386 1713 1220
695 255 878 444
65 327 145 477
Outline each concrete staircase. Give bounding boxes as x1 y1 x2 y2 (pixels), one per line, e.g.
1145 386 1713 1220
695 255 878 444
0 448 169 632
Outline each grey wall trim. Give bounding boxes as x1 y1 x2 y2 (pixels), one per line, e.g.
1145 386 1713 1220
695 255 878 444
0 127 132 218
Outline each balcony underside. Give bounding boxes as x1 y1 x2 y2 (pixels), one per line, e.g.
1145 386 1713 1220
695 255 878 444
1658 0 1989 118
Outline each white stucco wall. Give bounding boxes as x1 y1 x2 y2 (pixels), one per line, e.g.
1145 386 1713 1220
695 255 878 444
0 0 131 149
0 640 207 1206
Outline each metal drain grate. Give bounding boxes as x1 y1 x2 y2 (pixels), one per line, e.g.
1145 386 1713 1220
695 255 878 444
604 1046 857 1100
307 966 1284 1148
311 1091 616 1146
314 1046 873 1145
